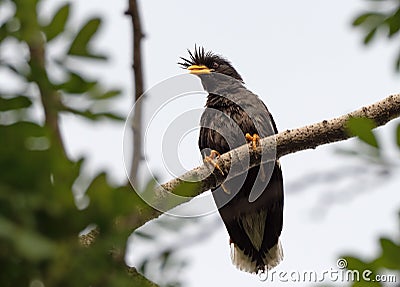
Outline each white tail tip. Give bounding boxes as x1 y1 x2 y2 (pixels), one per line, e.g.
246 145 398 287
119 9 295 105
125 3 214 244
230 240 283 273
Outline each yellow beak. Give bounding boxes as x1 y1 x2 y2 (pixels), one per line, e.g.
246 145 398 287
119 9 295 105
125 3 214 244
187 65 213 74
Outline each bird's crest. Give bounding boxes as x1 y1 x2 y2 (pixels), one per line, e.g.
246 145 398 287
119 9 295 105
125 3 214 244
178 45 243 82
178 45 213 68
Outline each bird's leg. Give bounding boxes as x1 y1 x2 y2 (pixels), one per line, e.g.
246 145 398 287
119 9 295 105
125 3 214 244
204 150 224 176
204 151 230 194
245 133 260 151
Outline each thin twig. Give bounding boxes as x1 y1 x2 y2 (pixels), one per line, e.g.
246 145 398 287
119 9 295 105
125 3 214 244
132 94 400 229
125 0 145 187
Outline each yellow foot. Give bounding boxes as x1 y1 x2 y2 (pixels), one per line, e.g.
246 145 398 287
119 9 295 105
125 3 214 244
204 150 224 175
245 133 260 151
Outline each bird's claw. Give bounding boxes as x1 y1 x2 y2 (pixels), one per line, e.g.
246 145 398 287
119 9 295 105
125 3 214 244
245 133 260 151
204 150 224 175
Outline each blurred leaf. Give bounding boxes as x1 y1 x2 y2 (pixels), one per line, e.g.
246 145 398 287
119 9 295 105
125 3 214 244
341 256 382 287
0 96 32 111
0 216 56 261
57 71 97 94
364 27 377 44
89 88 122 100
353 14 370 26
378 237 400 269
91 111 124 121
340 215 400 287
1 62 30 79
41 3 70 42
84 173 138 232
127 267 161 287
342 256 370 271
396 123 400 148
67 18 106 60
0 0 161 285
0 22 8 42
63 107 124 121
160 250 171 270
155 217 196 233
0 122 51 189
85 172 115 223
353 12 385 26
138 259 149 275
334 148 361 157
351 280 381 287
135 231 154 240
353 2 400 72
386 8 400 37
346 117 379 148
396 52 400 71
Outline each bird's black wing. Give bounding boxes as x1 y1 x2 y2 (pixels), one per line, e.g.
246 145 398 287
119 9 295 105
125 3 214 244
198 88 284 271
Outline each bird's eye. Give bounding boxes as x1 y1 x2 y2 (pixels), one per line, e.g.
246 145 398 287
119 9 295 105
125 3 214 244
212 62 219 69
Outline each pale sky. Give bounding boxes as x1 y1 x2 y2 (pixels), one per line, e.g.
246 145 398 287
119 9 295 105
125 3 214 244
20 0 400 286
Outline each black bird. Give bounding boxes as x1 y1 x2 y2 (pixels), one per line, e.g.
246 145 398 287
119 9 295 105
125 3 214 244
179 47 284 274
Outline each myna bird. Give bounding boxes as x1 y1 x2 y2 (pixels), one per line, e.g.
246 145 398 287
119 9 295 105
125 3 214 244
179 46 284 274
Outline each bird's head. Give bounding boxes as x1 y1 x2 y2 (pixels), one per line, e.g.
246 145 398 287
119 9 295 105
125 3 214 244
179 46 243 82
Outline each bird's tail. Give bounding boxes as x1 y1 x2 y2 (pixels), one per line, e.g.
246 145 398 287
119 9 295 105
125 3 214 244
230 239 283 274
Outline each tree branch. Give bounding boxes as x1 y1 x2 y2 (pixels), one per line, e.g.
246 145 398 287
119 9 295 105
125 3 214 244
125 0 145 186
29 38 65 155
133 94 400 229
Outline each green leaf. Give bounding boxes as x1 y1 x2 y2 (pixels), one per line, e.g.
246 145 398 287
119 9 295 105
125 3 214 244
0 216 56 261
379 237 400 269
84 173 141 233
351 280 382 287
396 123 400 148
89 88 122 100
63 108 124 121
0 96 32 111
396 53 400 72
84 172 115 226
67 18 106 60
0 22 8 42
341 256 381 287
342 256 370 271
42 3 70 42
57 71 97 94
346 117 379 148
353 12 385 26
364 27 377 44
96 112 125 121
386 8 400 37
353 14 371 26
